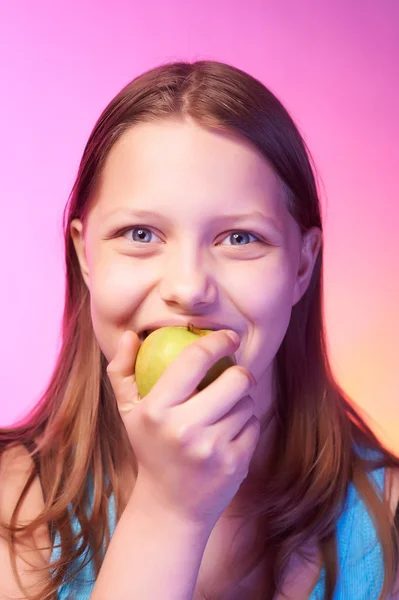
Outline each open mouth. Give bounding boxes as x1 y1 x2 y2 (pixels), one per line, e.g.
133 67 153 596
139 330 152 342
138 325 221 342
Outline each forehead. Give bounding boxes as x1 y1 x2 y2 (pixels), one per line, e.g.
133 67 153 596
93 118 289 226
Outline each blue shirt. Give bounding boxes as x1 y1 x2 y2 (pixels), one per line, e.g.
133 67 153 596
51 445 389 599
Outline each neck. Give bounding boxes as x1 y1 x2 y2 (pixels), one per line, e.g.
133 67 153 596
224 409 277 520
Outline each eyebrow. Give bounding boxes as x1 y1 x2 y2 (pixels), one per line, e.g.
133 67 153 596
102 208 283 232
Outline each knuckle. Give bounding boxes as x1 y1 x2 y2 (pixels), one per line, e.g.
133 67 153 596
223 451 239 475
243 395 255 413
106 363 117 377
249 415 261 438
231 366 255 389
186 343 213 363
141 404 163 426
171 422 196 446
194 439 216 461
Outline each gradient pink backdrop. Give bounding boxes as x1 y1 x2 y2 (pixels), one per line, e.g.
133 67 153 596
0 1 398 452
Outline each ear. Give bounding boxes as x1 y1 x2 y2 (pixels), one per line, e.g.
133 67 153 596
292 227 322 306
70 219 90 289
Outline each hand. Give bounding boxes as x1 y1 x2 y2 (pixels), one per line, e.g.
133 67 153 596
106 329 260 529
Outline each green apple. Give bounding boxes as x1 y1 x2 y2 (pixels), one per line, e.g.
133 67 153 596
135 323 237 399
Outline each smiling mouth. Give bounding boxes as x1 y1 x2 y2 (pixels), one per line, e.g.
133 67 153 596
139 330 152 342
139 325 221 342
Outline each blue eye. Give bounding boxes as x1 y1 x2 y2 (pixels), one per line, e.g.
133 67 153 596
219 231 260 246
124 227 160 243
119 226 262 246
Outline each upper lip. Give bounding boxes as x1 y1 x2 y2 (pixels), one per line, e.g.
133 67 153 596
138 319 234 337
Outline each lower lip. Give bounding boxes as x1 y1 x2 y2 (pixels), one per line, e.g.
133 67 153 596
139 326 222 342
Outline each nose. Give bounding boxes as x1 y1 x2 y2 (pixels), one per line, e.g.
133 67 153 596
159 250 217 311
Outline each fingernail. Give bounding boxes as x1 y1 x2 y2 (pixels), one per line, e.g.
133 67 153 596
226 330 240 345
119 402 134 413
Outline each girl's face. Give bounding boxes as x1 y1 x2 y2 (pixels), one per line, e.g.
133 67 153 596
71 117 321 424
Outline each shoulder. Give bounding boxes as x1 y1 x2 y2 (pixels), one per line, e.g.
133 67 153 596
385 466 399 519
0 441 43 506
356 444 399 519
0 442 51 561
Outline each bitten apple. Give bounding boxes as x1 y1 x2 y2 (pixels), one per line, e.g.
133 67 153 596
135 323 237 399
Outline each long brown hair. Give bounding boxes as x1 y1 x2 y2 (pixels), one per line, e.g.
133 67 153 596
1 59 398 600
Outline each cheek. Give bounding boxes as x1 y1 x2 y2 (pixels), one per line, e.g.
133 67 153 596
236 259 296 365
87 260 143 359
89 259 141 319
237 256 296 321
254 280 294 350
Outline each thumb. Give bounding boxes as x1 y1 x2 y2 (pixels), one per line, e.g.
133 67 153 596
106 330 142 413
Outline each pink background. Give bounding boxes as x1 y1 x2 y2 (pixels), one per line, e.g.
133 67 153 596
1 1 398 452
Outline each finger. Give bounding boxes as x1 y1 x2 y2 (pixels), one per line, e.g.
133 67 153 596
205 395 256 444
106 330 141 410
147 330 240 410
176 366 256 427
232 415 261 456
221 415 261 479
